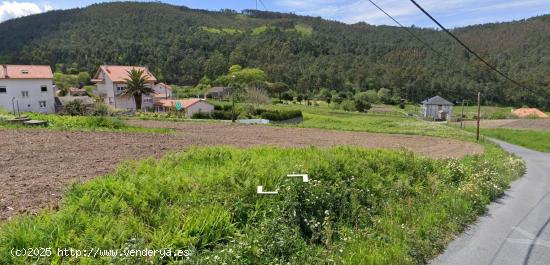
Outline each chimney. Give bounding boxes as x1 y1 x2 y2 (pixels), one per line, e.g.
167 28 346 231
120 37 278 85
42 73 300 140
2 65 7 79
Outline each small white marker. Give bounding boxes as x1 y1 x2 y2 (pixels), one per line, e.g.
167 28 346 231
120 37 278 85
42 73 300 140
287 174 309 182
257 186 279 195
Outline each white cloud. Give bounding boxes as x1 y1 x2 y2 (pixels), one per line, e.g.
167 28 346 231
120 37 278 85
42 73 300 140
0 1 51 23
275 0 550 27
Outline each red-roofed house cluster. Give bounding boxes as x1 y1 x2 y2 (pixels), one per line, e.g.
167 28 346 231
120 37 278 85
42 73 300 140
0 64 214 117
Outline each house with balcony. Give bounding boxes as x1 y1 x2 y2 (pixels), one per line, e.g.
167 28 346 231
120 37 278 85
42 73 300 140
0 65 56 114
91 65 157 110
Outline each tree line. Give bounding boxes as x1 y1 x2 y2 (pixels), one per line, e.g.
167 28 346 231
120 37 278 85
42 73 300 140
0 2 549 109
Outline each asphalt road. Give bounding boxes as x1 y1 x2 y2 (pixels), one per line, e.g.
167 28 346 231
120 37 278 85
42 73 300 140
432 140 550 265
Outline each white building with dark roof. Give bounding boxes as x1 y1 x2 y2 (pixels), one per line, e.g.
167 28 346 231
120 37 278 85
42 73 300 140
421 96 454 121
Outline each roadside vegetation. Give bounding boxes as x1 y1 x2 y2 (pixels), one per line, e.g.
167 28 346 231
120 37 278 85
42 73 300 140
0 112 170 134
470 128 550 153
0 144 524 264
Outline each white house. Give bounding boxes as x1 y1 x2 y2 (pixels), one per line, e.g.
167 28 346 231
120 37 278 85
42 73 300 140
91 65 157 110
421 96 454 121
0 65 55 114
153 82 172 99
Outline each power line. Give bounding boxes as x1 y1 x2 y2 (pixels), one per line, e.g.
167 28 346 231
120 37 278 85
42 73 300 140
408 0 527 91
256 0 267 11
365 0 449 60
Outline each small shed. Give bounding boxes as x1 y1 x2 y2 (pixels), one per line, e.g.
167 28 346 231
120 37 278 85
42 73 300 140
421 96 454 121
206 87 229 100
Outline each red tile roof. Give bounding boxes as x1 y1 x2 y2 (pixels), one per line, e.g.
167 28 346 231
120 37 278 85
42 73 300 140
95 65 157 83
513 108 549 118
0 65 53 79
156 99 205 108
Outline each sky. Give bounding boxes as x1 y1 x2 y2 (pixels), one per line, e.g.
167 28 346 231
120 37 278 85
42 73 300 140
1 0 550 27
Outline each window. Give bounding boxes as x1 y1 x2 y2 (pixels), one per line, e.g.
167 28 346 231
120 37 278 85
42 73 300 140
39 101 47 108
116 86 126 92
21 91 29 98
0 87 6 93
41 86 48 92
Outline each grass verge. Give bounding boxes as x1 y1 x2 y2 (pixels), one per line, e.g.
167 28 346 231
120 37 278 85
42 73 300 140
471 127 550 152
0 113 171 134
0 145 524 264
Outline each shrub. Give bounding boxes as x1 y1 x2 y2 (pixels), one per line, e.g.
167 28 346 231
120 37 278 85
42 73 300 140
281 91 294 101
213 104 232 111
64 99 87 115
261 110 303 121
192 112 212 119
92 102 109 116
211 110 234 120
378 88 392 104
341 99 356 112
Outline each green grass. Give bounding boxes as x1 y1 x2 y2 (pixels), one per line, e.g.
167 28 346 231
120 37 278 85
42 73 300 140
251 24 313 37
0 113 171 134
458 105 515 119
292 24 313 36
469 127 550 152
264 103 474 140
200 26 242 34
251 25 268 35
0 145 524 264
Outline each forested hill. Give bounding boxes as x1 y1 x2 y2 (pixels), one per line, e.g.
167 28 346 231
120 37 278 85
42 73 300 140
1 2 549 107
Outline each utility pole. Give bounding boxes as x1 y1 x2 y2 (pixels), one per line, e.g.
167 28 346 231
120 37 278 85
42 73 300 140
231 75 237 123
460 100 465 129
476 92 481 141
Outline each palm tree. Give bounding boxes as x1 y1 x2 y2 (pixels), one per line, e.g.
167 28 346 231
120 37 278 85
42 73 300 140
122 69 153 111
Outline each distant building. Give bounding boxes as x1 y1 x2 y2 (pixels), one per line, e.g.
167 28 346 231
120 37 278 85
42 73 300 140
155 98 214 117
421 96 454 121
153 82 172 99
91 65 157 110
206 86 229 99
512 108 549 118
0 65 56 114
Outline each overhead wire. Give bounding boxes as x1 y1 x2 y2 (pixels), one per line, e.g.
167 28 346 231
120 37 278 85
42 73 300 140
408 0 533 93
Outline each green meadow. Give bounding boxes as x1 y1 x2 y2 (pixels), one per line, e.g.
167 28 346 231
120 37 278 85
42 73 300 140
471 127 550 153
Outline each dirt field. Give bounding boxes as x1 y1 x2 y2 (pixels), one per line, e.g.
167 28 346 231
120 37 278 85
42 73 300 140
0 121 483 221
457 119 550 131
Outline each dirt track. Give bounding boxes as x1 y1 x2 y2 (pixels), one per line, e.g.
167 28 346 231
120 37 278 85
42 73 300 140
457 119 550 131
0 121 483 220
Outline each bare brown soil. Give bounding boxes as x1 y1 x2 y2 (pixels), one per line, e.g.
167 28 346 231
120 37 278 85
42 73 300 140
457 119 550 131
0 120 483 220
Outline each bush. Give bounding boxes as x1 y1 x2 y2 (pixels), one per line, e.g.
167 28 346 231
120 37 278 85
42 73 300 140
64 99 87 115
92 102 109 116
261 110 303 121
281 91 294 101
211 110 235 120
213 104 232 111
378 88 392 104
341 99 356 112
192 112 212 119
